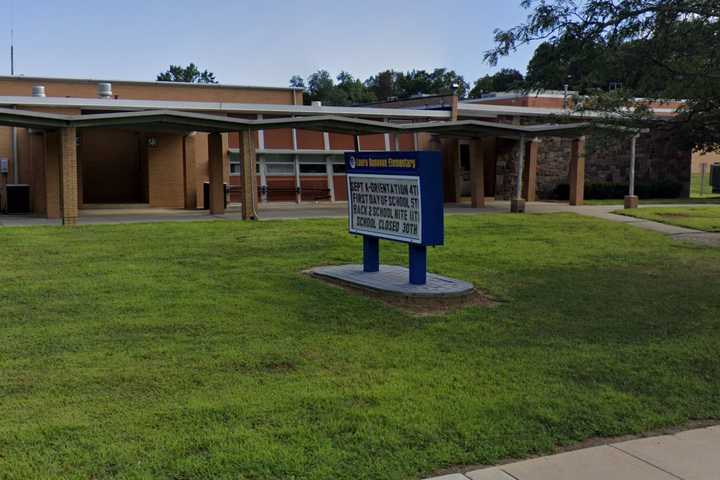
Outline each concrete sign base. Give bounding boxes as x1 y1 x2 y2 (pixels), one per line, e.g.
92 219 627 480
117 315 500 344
310 264 474 298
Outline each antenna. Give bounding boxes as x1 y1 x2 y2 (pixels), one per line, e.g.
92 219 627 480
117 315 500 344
10 0 14 75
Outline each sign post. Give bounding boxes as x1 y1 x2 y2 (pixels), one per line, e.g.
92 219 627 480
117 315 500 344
346 151 443 285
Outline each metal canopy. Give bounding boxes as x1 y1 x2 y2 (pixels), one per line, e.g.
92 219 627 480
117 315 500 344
401 119 590 139
0 107 589 138
252 115 403 135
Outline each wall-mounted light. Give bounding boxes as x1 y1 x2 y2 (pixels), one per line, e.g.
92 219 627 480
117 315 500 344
147 137 159 147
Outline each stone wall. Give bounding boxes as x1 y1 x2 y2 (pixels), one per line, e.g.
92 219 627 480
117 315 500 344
492 123 692 200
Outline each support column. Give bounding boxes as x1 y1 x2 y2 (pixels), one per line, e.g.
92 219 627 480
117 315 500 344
183 133 198 209
511 135 526 213
624 134 640 209
45 131 61 219
569 136 586 206
470 138 485 208
363 236 379 273
60 127 78 225
208 132 225 215
523 138 539 202
240 130 258 220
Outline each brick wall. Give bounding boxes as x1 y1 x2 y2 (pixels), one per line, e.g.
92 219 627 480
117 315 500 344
148 134 185 208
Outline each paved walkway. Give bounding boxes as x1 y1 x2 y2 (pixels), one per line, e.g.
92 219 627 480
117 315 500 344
425 425 720 480
1 202 719 245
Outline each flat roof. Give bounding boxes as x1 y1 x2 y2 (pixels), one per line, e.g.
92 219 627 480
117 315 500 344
0 107 589 138
0 74 303 92
0 95 452 120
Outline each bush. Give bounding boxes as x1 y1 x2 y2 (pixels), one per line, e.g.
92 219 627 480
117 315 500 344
550 181 685 200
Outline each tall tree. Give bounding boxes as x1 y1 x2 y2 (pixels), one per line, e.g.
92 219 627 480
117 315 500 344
469 68 525 98
486 0 720 151
157 63 217 84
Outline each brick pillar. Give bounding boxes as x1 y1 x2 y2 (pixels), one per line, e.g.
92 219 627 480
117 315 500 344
208 132 225 215
45 131 62 219
442 139 460 203
240 130 257 220
183 133 198 209
483 136 497 198
523 138 539 202
569 137 586 206
60 127 78 225
470 138 485 208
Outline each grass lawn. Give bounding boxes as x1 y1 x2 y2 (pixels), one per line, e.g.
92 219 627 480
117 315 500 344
1 214 720 480
617 206 720 232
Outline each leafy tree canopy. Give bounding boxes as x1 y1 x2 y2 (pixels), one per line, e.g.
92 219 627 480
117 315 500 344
291 68 469 106
469 68 525 98
157 63 218 84
486 0 720 151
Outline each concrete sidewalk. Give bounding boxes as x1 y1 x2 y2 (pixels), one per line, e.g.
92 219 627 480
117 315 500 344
427 425 720 480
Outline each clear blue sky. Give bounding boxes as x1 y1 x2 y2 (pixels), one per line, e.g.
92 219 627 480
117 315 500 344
2 0 538 87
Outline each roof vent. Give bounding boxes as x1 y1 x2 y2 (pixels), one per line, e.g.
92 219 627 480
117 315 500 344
97 82 113 99
311 101 322 108
31 85 46 97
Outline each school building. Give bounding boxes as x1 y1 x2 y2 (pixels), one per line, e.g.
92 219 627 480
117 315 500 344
0 75 692 224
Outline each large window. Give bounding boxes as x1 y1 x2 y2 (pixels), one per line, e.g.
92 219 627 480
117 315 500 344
229 152 260 175
229 153 242 175
261 154 295 176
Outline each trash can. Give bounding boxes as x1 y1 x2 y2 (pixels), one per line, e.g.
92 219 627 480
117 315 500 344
202 182 228 210
3 184 31 214
711 163 720 194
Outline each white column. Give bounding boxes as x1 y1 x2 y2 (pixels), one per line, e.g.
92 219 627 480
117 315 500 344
515 135 526 200
326 156 335 202
629 134 638 197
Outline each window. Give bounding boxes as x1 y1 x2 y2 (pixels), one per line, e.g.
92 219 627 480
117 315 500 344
265 163 295 175
261 154 295 176
330 155 346 174
229 152 260 175
299 163 327 174
229 153 242 175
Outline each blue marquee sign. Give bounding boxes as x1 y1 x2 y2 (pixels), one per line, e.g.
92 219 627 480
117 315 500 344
345 151 444 285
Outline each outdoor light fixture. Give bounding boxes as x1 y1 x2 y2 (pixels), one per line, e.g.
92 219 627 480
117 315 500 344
147 137 158 147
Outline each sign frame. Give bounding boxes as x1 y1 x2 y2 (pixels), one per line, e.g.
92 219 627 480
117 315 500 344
345 151 443 247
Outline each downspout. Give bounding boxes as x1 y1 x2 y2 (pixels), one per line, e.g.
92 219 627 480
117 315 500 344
11 106 17 184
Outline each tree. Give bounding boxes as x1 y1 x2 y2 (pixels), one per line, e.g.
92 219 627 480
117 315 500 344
486 0 720 151
365 70 400 101
157 63 217 84
289 75 306 89
469 68 525 98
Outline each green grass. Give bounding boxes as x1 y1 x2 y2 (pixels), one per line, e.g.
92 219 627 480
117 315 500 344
1 215 720 480
618 206 720 232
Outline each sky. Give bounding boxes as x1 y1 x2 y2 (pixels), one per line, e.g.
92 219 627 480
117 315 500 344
1 0 539 88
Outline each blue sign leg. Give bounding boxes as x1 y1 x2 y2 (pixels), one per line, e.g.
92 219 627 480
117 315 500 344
363 236 380 272
408 244 427 285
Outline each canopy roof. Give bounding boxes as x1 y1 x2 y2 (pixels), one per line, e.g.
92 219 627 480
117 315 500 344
0 107 589 138
402 119 590 139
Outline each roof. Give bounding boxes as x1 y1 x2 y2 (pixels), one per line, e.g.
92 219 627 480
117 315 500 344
0 74 303 92
401 119 590 139
459 103 679 118
0 107 589 138
0 95 452 120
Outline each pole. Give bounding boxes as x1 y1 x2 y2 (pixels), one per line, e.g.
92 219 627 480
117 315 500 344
700 163 706 197
408 244 427 285
629 134 637 197
515 135 525 200
363 236 379 273
511 135 526 212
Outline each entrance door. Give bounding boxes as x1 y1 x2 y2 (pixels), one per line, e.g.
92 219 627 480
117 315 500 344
81 129 144 204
